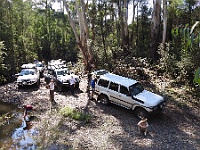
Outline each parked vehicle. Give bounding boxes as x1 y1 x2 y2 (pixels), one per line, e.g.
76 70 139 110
44 67 80 92
15 63 40 89
35 62 45 77
15 68 40 88
90 69 109 77
93 71 166 119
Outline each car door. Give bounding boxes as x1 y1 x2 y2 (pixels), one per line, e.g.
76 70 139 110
108 82 120 104
96 79 109 95
118 85 134 109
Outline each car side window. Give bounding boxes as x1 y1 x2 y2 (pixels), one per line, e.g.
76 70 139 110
98 79 109 88
119 85 129 95
109 82 118 92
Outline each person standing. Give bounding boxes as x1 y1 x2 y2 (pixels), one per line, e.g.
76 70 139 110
48 79 56 105
137 118 149 136
69 75 76 95
90 76 96 99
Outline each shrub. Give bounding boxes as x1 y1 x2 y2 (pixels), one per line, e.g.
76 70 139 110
59 107 91 122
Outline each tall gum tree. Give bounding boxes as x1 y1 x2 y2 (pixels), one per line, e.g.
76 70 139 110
150 0 161 62
63 0 94 71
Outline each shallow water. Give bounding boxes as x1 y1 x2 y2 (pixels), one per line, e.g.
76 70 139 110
0 101 38 149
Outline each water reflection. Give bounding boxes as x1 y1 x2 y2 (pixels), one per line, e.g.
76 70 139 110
0 101 38 149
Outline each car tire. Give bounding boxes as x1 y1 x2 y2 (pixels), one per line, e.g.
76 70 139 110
18 85 22 89
134 108 148 119
98 95 109 105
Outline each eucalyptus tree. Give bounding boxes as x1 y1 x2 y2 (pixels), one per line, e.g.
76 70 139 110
63 0 94 71
150 0 161 62
162 0 167 45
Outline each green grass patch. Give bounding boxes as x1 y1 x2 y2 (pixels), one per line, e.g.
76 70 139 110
59 106 91 122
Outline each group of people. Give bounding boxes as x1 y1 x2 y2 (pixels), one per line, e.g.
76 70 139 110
47 75 77 105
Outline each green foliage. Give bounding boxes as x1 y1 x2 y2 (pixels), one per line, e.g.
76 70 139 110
59 106 91 122
193 67 200 85
158 43 179 77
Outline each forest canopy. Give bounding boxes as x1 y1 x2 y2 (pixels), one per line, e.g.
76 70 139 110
0 0 200 85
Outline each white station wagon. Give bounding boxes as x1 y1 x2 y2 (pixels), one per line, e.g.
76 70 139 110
94 72 166 119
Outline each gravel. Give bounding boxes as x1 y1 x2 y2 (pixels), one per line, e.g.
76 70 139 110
0 76 200 150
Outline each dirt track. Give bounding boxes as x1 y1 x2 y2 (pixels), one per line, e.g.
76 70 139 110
0 76 200 150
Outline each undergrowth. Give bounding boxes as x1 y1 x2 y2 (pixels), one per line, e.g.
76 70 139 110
59 106 91 122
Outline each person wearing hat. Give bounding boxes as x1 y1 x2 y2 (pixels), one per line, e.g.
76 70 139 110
137 118 149 136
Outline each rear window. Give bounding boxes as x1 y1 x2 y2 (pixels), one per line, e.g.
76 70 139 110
98 79 109 88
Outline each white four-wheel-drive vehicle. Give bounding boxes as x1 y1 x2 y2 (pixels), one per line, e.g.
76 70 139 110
93 71 166 119
15 63 40 88
44 67 80 92
15 68 40 88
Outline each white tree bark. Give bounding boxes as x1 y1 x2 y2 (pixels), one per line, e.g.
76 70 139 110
151 0 161 61
63 0 93 70
162 0 167 45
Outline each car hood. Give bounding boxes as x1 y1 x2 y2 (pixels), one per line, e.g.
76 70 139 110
17 74 37 81
134 90 164 107
57 74 79 80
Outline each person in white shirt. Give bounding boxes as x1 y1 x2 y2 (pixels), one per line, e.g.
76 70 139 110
48 79 56 105
69 75 76 95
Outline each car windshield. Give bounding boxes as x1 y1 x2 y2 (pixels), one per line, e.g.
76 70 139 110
57 69 69 76
129 82 144 96
36 63 43 67
20 69 36 75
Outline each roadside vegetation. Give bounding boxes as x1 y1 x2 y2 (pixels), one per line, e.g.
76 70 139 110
0 0 200 149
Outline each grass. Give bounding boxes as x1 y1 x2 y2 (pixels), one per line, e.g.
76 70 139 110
59 106 91 122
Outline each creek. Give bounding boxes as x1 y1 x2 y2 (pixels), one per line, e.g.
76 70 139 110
0 101 38 149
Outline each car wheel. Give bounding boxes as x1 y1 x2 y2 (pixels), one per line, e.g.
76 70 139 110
18 85 22 89
98 95 109 105
135 108 148 119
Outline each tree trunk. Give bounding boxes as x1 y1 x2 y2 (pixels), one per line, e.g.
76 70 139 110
150 0 161 62
162 0 167 46
130 1 137 47
63 0 94 71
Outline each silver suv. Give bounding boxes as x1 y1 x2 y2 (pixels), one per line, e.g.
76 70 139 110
94 72 166 119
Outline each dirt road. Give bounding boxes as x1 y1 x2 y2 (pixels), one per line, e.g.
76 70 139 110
0 77 200 150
